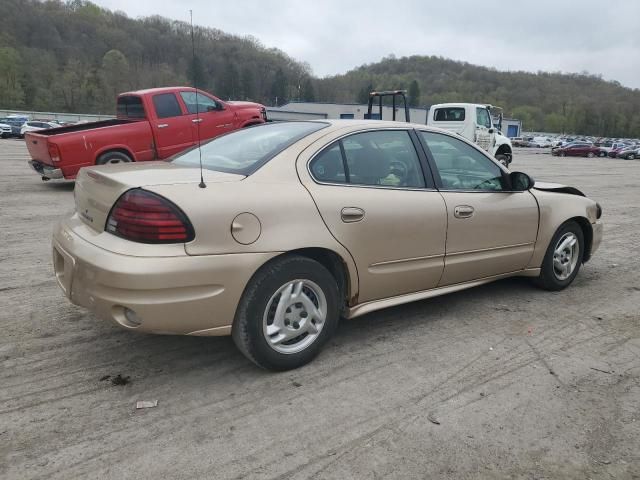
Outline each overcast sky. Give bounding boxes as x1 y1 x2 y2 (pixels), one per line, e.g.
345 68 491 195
92 0 640 89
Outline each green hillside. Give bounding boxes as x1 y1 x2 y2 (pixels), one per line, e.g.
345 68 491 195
315 55 640 137
1 0 639 137
0 0 312 114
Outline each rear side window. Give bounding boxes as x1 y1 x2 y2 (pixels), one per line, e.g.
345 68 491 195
433 108 465 121
310 144 346 183
117 96 146 119
153 93 183 119
310 130 425 188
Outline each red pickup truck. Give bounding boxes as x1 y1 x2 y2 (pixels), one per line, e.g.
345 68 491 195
26 87 267 180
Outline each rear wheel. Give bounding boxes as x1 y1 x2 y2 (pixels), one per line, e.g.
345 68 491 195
587 152 595 158
96 151 132 165
627 153 636 160
533 221 584 291
599 151 607 157
232 255 340 370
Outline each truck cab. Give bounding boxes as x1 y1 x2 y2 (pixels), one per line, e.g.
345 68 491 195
427 103 513 166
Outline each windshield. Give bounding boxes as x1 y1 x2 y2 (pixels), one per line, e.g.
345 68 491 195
172 122 328 175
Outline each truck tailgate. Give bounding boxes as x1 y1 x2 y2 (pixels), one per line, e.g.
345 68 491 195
25 134 53 165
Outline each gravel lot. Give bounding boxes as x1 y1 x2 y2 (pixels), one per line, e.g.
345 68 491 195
1 139 638 480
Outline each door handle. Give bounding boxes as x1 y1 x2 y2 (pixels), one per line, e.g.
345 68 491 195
192 118 203 123
454 205 474 219
157 124 169 128
341 207 365 223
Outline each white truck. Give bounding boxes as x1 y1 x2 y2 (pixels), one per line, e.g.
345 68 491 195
427 103 513 166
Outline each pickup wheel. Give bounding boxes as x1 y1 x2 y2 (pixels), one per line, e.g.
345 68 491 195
96 151 132 165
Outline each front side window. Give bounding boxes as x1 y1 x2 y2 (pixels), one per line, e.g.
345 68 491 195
180 91 219 114
310 130 425 188
420 131 505 191
153 93 183 119
476 108 492 128
172 121 328 175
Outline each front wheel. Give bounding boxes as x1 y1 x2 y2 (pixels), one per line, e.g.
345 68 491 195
560 151 566 157
587 152 595 158
232 255 340 370
627 153 636 160
495 154 510 167
533 221 584 291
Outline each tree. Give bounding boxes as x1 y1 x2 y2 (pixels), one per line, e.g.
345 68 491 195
101 49 129 100
300 77 315 102
271 68 288 106
408 79 421 107
0 47 25 108
187 55 206 89
357 83 373 104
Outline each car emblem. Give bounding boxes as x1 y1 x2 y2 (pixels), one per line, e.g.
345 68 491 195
80 209 94 223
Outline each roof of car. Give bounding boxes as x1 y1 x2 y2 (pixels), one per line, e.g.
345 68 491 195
119 86 199 96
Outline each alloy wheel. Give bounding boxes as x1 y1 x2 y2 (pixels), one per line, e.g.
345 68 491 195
262 279 327 354
553 232 579 281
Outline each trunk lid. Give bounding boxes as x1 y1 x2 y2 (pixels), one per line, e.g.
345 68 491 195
74 162 244 232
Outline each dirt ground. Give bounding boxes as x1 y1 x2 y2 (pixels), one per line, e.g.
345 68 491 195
0 139 638 480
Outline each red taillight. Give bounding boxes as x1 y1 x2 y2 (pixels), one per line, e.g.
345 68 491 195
48 143 61 163
105 189 194 244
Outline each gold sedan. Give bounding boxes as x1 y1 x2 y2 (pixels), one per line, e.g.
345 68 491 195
52 120 603 370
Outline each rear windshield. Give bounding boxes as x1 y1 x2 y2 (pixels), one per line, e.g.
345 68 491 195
172 122 328 175
433 108 465 121
117 96 146 119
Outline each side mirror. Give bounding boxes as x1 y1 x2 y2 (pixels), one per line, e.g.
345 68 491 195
206 105 216 112
510 171 535 191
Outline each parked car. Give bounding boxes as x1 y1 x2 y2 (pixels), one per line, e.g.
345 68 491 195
25 86 268 180
529 136 554 148
0 122 11 138
511 136 526 147
0 116 28 137
51 120 603 370
554 143 601 157
608 144 632 158
20 121 59 138
616 146 640 160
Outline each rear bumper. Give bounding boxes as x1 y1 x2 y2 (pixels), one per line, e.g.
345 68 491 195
28 160 64 180
52 218 278 336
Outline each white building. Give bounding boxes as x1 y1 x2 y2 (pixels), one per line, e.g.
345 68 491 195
267 101 429 123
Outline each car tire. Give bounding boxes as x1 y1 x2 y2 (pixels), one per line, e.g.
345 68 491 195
627 154 635 160
232 255 340 371
587 152 595 158
599 151 606 157
495 154 509 167
560 151 566 157
96 151 132 165
533 220 584 291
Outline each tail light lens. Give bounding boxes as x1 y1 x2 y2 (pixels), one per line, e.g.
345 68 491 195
105 189 194 243
48 144 61 163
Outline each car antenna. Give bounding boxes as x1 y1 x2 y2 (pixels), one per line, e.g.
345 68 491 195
190 9 206 188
